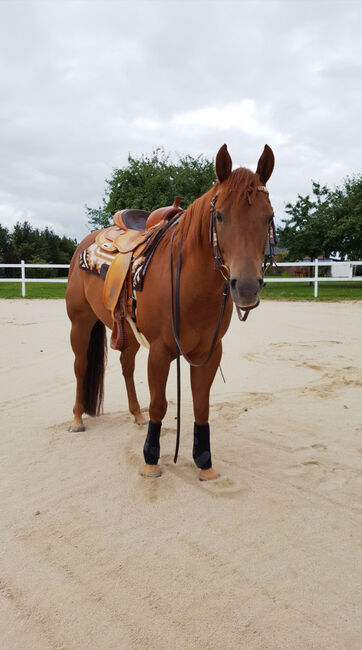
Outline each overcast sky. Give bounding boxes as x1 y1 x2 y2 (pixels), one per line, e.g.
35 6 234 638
1 0 361 241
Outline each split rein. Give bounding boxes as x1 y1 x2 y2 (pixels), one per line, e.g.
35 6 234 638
169 225 229 463
169 187 277 463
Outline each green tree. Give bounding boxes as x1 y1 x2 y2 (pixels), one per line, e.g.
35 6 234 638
0 221 77 277
11 221 40 262
278 177 362 260
327 177 362 260
0 225 13 262
86 147 216 230
0 225 15 277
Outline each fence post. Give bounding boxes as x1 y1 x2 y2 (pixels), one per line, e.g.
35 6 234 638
21 260 26 297
314 258 318 298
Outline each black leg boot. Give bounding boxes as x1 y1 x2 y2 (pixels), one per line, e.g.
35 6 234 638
193 422 212 470
143 420 161 467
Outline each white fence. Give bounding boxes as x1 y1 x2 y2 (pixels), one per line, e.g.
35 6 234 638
0 260 361 298
0 261 69 297
265 260 362 298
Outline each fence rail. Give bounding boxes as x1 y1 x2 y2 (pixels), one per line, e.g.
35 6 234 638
0 261 69 297
266 260 362 298
0 260 362 298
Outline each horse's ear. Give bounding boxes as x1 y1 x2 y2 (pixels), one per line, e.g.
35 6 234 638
256 144 275 184
215 144 232 183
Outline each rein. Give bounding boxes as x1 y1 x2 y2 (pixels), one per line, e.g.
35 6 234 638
169 184 276 463
169 229 229 463
169 231 230 368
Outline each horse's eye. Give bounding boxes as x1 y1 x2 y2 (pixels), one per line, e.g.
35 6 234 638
216 211 223 222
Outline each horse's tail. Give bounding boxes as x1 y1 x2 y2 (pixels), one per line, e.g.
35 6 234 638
83 320 107 416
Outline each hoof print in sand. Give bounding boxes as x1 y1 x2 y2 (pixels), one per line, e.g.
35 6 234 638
199 475 245 497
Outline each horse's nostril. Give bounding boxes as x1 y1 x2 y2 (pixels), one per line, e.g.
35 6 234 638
230 278 237 290
258 277 264 289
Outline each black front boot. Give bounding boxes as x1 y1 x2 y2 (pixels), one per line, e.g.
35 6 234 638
143 420 161 465
193 422 212 470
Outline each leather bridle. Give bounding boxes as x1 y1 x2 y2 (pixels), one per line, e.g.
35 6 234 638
170 184 277 362
209 187 277 319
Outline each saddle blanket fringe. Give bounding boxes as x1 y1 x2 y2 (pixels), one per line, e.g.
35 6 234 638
79 241 149 293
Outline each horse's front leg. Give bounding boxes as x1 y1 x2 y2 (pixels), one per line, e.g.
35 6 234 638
141 341 172 477
190 342 222 481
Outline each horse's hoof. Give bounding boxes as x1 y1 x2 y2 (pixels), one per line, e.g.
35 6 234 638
134 414 147 426
69 424 86 433
140 464 162 478
199 468 220 481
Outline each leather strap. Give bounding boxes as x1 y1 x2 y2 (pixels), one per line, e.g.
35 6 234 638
170 231 229 368
170 230 229 464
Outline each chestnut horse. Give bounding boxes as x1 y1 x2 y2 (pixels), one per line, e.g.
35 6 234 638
66 144 275 480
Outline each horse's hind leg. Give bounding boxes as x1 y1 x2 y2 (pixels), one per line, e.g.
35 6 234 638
120 324 146 425
69 311 98 431
190 342 222 481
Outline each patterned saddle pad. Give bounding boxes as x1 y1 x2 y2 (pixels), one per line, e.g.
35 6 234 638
79 241 114 279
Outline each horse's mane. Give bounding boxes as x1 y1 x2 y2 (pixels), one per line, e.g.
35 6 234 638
177 167 258 250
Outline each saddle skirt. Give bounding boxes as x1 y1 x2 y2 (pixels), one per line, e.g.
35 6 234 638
79 197 184 350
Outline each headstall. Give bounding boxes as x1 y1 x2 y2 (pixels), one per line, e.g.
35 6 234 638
209 185 277 282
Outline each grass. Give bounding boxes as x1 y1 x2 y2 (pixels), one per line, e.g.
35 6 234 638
262 280 362 301
0 280 361 301
0 282 67 298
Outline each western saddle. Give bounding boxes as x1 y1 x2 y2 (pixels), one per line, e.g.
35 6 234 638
94 197 184 350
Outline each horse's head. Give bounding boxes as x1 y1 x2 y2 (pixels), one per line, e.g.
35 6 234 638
213 144 275 310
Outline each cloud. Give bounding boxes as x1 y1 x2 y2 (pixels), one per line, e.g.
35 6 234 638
0 1 361 241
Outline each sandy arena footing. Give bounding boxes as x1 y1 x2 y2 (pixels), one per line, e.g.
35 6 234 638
1 299 361 649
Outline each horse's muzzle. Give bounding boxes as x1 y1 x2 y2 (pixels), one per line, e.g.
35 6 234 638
229 276 263 309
